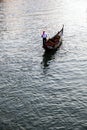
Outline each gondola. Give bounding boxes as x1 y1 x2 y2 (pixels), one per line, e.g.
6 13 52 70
43 25 64 51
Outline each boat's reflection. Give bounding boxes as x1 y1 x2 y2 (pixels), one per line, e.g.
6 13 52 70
42 50 57 69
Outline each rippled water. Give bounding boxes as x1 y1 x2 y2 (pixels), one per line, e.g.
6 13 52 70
0 0 87 129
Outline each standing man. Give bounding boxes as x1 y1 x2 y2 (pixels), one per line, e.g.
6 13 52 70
41 31 47 45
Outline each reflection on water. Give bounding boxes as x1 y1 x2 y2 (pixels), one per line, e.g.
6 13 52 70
42 50 57 68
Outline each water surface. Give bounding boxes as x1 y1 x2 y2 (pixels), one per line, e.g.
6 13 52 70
0 0 87 129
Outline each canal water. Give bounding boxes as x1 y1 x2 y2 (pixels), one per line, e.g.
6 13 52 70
0 0 87 129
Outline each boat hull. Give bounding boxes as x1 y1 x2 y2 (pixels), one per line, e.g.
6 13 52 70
43 40 62 51
42 25 64 51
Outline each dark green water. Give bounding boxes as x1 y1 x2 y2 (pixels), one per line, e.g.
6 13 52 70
0 0 87 129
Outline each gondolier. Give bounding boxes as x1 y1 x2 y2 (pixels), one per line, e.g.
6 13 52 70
41 31 47 45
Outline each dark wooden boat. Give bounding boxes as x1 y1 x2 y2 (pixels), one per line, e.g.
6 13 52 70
43 25 64 51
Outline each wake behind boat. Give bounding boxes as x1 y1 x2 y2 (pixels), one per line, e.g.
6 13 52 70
42 25 64 51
